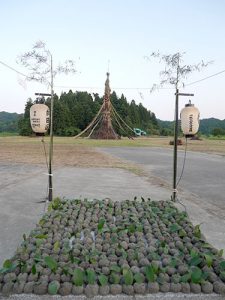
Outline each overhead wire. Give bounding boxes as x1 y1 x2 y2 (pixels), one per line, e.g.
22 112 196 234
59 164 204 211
0 60 28 78
185 69 225 86
1 59 225 90
176 137 188 188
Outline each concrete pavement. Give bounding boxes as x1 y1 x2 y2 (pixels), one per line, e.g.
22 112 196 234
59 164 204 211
0 161 225 299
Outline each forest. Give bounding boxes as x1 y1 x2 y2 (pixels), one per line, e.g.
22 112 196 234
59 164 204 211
18 90 159 136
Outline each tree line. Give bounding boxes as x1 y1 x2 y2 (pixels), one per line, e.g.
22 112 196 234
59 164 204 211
18 90 159 136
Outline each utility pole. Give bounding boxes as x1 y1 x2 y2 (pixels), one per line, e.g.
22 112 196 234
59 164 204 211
19 41 76 202
172 88 179 201
172 91 194 201
35 89 53 202
48 54 54 202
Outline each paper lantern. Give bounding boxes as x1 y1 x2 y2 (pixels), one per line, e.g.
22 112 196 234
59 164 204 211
30 104 50 133
180 101 200 137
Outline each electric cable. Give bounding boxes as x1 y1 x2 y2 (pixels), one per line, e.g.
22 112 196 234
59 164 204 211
0 60 28 78
176 137 188 188
41 137 49 169
176 198 187 213
40 137 50 212
185 69 225 86
1 59 225 90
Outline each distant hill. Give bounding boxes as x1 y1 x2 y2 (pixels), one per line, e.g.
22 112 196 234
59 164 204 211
0 111 22 133
158 118 225 135
199 118 225 135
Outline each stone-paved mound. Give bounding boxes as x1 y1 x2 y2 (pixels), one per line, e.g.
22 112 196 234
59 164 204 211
1 198 225 297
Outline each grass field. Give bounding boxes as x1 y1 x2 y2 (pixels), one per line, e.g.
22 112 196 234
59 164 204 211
0 136 225 168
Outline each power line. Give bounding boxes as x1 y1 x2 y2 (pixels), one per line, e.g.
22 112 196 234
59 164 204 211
0 60 28 78
1 59 225 90
54 85 173 90
185 69 225 86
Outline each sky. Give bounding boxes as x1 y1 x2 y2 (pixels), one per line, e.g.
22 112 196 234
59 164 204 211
0 0 225 121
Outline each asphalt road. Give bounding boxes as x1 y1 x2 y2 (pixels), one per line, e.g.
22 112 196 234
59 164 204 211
100 147 225 218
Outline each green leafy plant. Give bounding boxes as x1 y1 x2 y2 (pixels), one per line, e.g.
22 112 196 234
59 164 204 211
169 223 180 233
73 269 84 286
123 268 133 285
53 241 60 252
98 274 108 286
48 197 63 211
97 218 105 233
204 254 213 267
180 272 191 283
110 265 121 273
31 264 37 275
145 265 156 282
193 224 202 239
86 269 96 284
0 259 17 274
134 272 145 284
189 256 202 266
190 267 202 283
110 272 120 284
44 256 58 273
34 234 48 239
219 261 225 271
48 281 60 295
218 249 224 257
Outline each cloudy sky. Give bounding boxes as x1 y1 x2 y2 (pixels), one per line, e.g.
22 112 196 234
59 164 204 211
0 0 225 120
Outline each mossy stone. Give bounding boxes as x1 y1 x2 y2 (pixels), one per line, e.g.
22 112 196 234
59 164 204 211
181 282 191 293
190 283 201 293
170 283 181 293
213 281 225 294
3 272 17 283
72 285 84 295
99 285 110 296
85 284 99 297
18 273 28 282
133 283 146 294
27 273 38 282
201 281 213 293
33 281 48 295
49 273 61 281
122 284 134 295
59 282 72 296
23 281 34 293
147 282 159 293
12 281 25 294
208 272 218 283
160 283 170 293
2 282 13 295
110 284 122 295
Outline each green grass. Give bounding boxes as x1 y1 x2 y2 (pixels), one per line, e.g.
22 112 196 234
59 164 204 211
0 132 19 137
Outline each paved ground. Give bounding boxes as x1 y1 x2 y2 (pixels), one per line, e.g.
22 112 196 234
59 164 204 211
100 147 225 216
99 147 225 250
1 149 225 299
0 163 171 267
1 293 224 299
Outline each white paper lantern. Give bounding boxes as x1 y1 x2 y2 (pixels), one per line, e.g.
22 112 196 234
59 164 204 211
180 101 200 137
30 104 50 133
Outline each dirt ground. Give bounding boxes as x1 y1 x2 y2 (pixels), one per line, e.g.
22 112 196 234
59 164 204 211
0 137 140 176
1 136 225 168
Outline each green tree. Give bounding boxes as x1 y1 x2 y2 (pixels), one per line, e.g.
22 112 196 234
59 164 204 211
18 99 33 136
212 127 225 136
